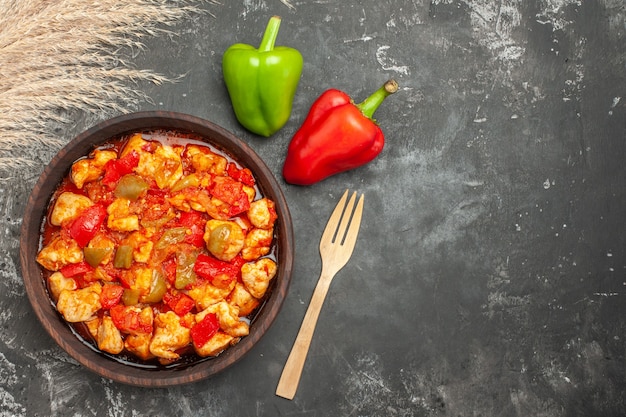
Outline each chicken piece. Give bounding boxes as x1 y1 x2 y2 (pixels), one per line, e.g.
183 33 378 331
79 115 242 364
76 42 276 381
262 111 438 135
125 266 154 297
56 283 102 322
241 228 273 261
120 133 149 159
194 331 234 357
84 317 100 339
168 187 233 220
187 279 236 311
154 144 184 189
241 258 277 299
167 192 192 213
97 316 124 354
228 282 261 316
47 271 77 301
134 143 183 190
125 332 154 361
242 185 256 203
168 187 210 212
247 198 277 230
186 144 227 175
198 301 249 338
138 306 154 329
204 219 245 262
50 192 94 227
149 311 191 360
123 231 154 263
70 149 117 189
89 267 116 283
107 198 139 232
37 235 84 271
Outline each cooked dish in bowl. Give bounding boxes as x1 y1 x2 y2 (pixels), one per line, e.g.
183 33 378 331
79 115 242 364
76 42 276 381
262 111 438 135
36 130 278 365
20 112 294 386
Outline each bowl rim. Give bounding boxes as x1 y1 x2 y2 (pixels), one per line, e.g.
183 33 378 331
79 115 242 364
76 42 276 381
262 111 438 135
19 111 294 387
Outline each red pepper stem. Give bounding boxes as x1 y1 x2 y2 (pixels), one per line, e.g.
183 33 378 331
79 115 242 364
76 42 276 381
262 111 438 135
258 15 282 52
355 79 399 120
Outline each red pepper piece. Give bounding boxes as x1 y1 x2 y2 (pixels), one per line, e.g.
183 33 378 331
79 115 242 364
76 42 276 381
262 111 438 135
211 176 251 217
100 284 124 309
193 253 239 285
226 163 256 187
162 257 178 285
230 255 247 283
102 150 140 189
60 261 94 278
110 304 153 334
67 204 107 247
164 292 196 316
190 313 220 348
178 211 207 247
282 80 398 185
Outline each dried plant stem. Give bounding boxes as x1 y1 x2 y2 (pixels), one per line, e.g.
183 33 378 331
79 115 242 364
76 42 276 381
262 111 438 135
0 0 216 176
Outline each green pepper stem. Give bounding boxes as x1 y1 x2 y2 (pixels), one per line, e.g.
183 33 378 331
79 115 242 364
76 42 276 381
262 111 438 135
258 15 282 52
355 79 399 120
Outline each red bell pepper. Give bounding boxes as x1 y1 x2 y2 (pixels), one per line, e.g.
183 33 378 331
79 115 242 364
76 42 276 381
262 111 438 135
60 261 94 278
190 313 220 347
226 163 256 187
100 284 124 309
193 253 239 285
67 204 107 247
282 79 398 185
178 211 206 247
211 176 251 217
110 304 153 334
164 292 196 316
162 257 178 284
102 150 140 189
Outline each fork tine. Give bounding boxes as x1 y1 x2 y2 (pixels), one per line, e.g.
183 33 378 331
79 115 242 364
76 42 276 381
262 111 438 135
342 193 364 251
320 189 349 245
334 191 358 244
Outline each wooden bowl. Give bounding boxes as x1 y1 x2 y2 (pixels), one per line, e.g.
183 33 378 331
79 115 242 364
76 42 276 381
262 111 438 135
19 111 294 387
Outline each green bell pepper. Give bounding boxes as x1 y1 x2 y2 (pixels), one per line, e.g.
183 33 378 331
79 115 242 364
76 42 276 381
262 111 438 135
222 15 303 137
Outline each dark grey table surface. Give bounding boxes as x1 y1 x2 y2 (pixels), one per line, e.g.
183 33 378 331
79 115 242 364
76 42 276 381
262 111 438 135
1 1 625 416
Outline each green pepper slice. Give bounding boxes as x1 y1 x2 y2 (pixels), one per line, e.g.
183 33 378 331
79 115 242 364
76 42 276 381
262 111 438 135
171 173 200 193
176 250 198 290
121 288 141 306
114 174 149 200
155 227 187 250
113 245 133 269
141 270 167 303
84 247 112 267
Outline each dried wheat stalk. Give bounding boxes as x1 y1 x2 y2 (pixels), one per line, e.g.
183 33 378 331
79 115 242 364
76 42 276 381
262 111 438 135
0 0 216 176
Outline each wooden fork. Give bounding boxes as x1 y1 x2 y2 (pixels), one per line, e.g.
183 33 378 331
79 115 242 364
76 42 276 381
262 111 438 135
276 189 365 400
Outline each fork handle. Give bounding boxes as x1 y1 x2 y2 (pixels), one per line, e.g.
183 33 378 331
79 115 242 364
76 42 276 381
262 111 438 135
275 269 335 400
